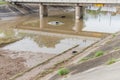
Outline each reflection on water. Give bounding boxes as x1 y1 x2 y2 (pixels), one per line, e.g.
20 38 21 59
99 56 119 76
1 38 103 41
1 6 120 53
39 6 120 34
2 29 98 54
83 13 120 33
48 21 64 26
3 36 96 54
0 16 17 20
83 7 120 33
39 14 105 38
18 6 120 37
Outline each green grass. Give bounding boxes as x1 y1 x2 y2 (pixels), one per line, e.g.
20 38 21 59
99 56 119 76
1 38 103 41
0 1 7 5
114 47 120 50
112 33 116 38
79 57 92 62
94 51 104 57
107 58 117 65
79 51 105 63
57 68 69 76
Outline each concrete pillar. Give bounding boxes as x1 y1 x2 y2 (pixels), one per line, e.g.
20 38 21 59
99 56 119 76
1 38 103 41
39 18 44 30
75 4 84 20
73 19 83 32
39 3 48 18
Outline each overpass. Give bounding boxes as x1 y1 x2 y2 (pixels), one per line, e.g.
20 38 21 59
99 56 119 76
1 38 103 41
5 0 120 19
6 0 120 4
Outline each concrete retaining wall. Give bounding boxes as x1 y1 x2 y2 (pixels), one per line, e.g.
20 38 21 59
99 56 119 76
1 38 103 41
49 49 120 80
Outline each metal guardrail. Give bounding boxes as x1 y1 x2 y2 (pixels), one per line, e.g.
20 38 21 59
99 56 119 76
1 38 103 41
5 0 120 3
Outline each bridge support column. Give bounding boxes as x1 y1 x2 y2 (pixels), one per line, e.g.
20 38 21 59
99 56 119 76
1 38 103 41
73 19 83 32
39 3 48 18
75 4 83 20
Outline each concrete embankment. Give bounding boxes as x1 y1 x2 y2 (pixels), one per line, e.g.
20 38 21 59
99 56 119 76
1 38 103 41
47 32 120 80
65 61 120 80
0 4 38 18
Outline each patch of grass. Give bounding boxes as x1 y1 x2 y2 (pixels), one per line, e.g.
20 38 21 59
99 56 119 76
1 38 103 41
112 33 116 38
0 1 7 5
107 58 117 65
79 51 105 63
57 68 69 76
94 51 104 57
114 47 120 50
79 57 92 62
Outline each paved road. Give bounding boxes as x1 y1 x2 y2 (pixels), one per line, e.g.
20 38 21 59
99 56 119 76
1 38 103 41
65 61 120 80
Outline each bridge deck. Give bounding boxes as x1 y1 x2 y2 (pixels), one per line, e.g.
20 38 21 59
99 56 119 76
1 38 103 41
6 0 120 4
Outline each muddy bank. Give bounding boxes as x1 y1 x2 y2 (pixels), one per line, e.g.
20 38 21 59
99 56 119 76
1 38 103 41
0 37 21 47
0 48 55 80
0 49 26 80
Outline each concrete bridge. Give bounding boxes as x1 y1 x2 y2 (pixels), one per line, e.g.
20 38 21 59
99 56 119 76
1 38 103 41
6 0 120 4
5 0 120 19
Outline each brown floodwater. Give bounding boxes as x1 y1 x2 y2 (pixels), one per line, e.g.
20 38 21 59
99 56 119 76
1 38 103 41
1 6 120 54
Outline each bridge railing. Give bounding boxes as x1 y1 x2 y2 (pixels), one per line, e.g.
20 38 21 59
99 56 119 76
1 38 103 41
5 0 120 3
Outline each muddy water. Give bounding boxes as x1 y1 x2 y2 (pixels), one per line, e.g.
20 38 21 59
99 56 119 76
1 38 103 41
1 6 120 54
17 6 120 34
2 29 98 54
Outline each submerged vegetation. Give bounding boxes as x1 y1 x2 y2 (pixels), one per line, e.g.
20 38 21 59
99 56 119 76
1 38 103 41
0 29 22 47
0 37 21 47
21 20 39 28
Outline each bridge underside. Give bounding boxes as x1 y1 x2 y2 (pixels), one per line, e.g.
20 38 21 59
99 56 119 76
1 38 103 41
9 1 120 20
38 3 84 20
11 2 120 6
